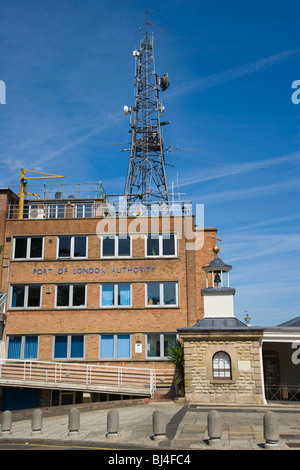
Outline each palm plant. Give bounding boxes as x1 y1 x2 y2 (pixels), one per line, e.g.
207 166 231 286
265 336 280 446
168 340 185 397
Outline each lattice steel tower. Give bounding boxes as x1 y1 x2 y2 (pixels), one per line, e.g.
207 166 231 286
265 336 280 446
124 14 171 205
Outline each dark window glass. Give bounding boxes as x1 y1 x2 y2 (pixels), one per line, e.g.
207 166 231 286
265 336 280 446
14 238 27 258
163 334 176 357
163 282 176 305
163 234 175 256
73 285 85 306
71 336 84 358
102 237 115 256
27 286 41 307
147 334 160 357
30 238 43 258
24 336 38 358
12 286 25 307
57 285 70 306
147 283 160 305
8 336 22 358
118 236 131 256
147 236 159 256
74 236 86 257
58 237 71 257
54 336 68 358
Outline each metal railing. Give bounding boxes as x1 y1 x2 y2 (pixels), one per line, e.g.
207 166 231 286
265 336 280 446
7 198 193 220
265 384 300 402
0 359 158 397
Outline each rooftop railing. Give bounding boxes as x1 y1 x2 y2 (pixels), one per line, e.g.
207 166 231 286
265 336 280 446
7 198 193 220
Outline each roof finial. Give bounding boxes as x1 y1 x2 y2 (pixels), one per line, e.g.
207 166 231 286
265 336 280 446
213 244 220 257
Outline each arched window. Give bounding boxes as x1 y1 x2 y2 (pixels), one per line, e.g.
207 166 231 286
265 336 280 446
213 351 231 379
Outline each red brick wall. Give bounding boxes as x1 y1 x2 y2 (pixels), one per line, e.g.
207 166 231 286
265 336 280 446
2 213 217 365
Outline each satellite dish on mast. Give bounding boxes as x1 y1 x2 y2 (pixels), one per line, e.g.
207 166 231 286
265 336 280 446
160 74 170 91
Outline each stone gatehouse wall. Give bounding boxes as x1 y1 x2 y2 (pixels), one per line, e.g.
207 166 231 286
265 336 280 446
183 337 265 405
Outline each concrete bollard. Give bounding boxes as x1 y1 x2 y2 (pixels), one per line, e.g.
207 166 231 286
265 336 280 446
207 410 222 446
68 408 80 435
152 409 167 441
31 408 43 435
106 409 119 438
264 411 279 448
1 410 12 435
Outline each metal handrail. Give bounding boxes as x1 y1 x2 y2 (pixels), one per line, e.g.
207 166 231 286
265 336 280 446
0 359 157 396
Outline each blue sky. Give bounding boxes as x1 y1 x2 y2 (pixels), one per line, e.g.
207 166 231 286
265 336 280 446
0 0 299 326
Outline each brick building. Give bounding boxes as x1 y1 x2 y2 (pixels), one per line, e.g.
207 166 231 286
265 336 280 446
0 185 217 409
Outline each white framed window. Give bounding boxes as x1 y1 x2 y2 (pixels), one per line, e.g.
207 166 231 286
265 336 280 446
10 285 42 309
55 284 87 308
13 237 44 259
146 333 177 359
101 235 131 258
100 283 131 308
48 204 65 219
99 334 131 359
145 233 177 257
73 203 93 218
212 351 232 379
53 334 85 359
57 235 88 259
146 282 178 307
7 335 39 359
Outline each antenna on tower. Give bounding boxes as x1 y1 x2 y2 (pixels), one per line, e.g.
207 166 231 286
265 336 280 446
123 12 171 206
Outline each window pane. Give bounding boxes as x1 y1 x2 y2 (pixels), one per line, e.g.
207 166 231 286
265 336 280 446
147 283 160 305
57 205 65 218
30 238 43 258
118 235 130 256
102 284 114 306
57 285 70 306
8 336 22 359
54 336 68 358
14 238 27 258
213 352 231 378
147 334 160 357
58 237 71 257
118 284 130 306
163 282 176 305
71 336 84 358
76 204 84 218
102 237 115 256
72 285 85 306
84 204 92 217
74 236 86 257
163 234 175 256
163 334 176 357
117 335 130 358
24 336 38 359
101 335 114 358
27 285 41 307
147 236 159 256
12 286 25 307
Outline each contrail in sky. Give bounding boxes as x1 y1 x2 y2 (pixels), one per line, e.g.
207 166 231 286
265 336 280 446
170 47 300 97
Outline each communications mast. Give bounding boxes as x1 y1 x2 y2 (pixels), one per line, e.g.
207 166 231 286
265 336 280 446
124 13 171 206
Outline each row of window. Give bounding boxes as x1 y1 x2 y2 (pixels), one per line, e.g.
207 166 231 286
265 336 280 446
10 282 179 308
7 333 177 360
7 335 232 379
12 234 177 260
